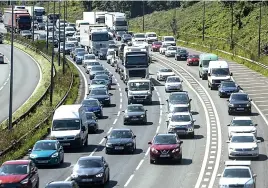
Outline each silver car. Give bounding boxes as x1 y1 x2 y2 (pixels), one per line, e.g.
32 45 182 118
89 66 105 80
85 60 101 73
165 76 183 92
88 79 108 92
165 46 177 57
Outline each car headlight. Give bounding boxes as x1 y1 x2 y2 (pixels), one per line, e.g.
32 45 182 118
96 173 103 177
71 173 78 178
105 98 110 100
29 154 37 158
51 152 59 158
106 143 113 147
229 148 234 151
229 103 234 107
188 128 193 132
125 115 129 118
247 103 251 107
126 142 133 146
252 147 258 151
20 178 29 184
75 134 81 139
151 147 159 154
172 148 180 153
141 115 145 118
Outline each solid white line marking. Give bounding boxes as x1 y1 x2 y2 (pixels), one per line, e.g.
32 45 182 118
156 126 160 133
114 78 117 82
0 86 3 91
145 147 150 156
99 138 105 145
135 159 144 171
124 174 134 187
89 148 97 156
107 127 113 134
117 83 120 86
120 98 123 103
65 176 71 181
113 119 117 125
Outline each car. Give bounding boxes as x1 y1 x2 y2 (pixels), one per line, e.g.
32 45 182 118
108 44 119 52
165 76 183 92
166 91 192 111
121 34 132 43
67 23 76 28
106 49 115 64
167 112 195 138
162 36 176 46
227 93 252 115
148 133 183 164
62 42 75 54
82 98 103 118
88 79 108 92
85 60 101 73
66 37 78 46
115 31 127 41
74 50 87 64
70 156 110 186
45 181 79 188
0 160 39 188
36 33 46 41
122 104 147 125
218 161 256 188
187 54 199 66
156 68 175 81
151 41 162 52
29 140 64 166
165 46 178 57
167 104 190 119
83 54 96 64
104 128 136 154
94 74 112 89
145 32 157 44
218 80 240 98
227 133 260 159
47 35 58 47
38 22 46 30
45 23 55 31
98 48 108 60
87 88 111 107
175 49 189 61
227 117 257 139
72 47 85 60
0 53 4 64
65 26 76 37
159 43 171 55
94 70 113 84
89 65 105 79
132 33 146 42
109 40 116 45
85 111 99 133
20 30 32 39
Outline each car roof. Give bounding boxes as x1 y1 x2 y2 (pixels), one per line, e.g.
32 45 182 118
156 133 176 137
163 36 174 38
231 133 255 137
84 98 98 101
127 104 144 107
85 54 95 56
112 128 132 132
36 140 57 143
3 160 30 165
170 104 189 107
79 156 102 161
232 117 252 121
172 112 191 116
91 87 107 91
128 79 150 83
170 91 188 95
167 76 180 79
95 74 108 77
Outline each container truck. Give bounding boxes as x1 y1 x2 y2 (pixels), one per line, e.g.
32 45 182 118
105 12 128 31
25 6 45 23
3 8 31 33
83 11 107 25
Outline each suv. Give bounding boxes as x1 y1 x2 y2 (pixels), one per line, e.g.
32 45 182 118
166 91 192 111
125 79 154 105
227 93 252 115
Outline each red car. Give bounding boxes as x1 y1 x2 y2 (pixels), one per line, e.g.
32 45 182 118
151 41 162 52
0 160 39 188
148 133 183 164
187 54 199 66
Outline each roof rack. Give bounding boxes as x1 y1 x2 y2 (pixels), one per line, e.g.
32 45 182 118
224 161 251 167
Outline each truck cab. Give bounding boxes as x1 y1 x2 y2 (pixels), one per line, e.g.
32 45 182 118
125 79 154 105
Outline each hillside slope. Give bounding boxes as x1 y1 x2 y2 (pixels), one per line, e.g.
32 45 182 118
129 1 268 64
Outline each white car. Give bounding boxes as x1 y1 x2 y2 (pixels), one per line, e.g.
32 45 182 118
156 68 175 81
165 76 183 92
145 32 157 43
132 41 148 48
106 49 115 64
227 117 257 138
162 36 176 46
83 54 96 67
165 46 177 57
159 43 172 55
218 161 256 188
132 33 146 42
167 112 195 138
65 26 76 36
226 133 260 159
84 60 101 73
167 104 190 119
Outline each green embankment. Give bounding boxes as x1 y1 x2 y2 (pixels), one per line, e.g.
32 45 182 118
129 1 268 76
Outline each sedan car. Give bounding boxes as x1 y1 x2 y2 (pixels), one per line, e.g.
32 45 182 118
167 112 195 138
121 34 132 43
167 104 190 119
115 31 127 41
156 68 175 81
94 74 111 89
38 22 46 30
218 80 240 98
175 49 189 61
123 104 147 125
85 111 99 133
47 36 58 47
70 156 110 186
20 30 32 39
98 48 108 60
82 98 103 118
148 133 183 164
0 160 39 188
45 181 79 188
66 37 78 46
62 42 75 54
29 140 64 166
83 54 96 65
226 133 260 159
165 76 183 92
95 70 113 84
166 91 192 111
105 129 136 154
87 88 111 107
228 93 252 115
74 51 87 64
227 117 257 138
187 54 199 66
159 43 171 55
71 47 84 59
89 65 105 79
165 46 178 57
85 60 101 74
89 79 107 92
151 41 162 52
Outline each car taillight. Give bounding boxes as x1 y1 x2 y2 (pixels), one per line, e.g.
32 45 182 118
151 147 159 154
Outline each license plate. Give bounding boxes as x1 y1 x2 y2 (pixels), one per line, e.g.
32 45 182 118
160 154 170 157
115 146 124 150
37 160 49 163
82 179 92 182
176 130 185 132
61 143 71 146
137 100 143 102
237 108 244 110
132 118 139 121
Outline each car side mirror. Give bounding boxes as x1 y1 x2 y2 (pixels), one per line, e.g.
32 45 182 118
208 73 211 76
109 93 113 96
81 126 86 132
125 88 128 92
253 174 257 178
193 119 196 122
28 149 32 153
151 86 154 91
250 99 252 101
230 72 233 76
133 135 136 138
227 124 230 126
148 141 152 145
255 124 258 126
104 136 108 139
189 99 192 102
47 127 51 133
226 140 230 143
166 99 168 102
179 141 183 144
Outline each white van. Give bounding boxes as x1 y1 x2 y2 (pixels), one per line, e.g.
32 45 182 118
207 60 233 90
145 32 157 44
162 36 176 46
49 105 89 148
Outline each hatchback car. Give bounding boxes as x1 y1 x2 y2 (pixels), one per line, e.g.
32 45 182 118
105 129 136 154
89 65 105 79
166 91 192 111
167 104 190 119
71 156 110 186
156 68 175 81
165 76 183 92
85 111 99 133
121 34 132 43
98 48 108 60
88 79 108 92
175 49 188 61
151 41 162 52
87 88 111 107
29 140 64 166
187 54 199 66
227 93 252 115
74 51 87 64
165 46 177 57
123 104 147 125
218 80 240 98
71 48 85 59
82 98 103 118
148 133 183 164
94 74 111 89
45 181 79 188
227 117 257 138
83 54 96 66
159 43 171 55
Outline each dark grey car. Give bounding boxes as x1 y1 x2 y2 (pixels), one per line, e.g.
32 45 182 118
123 104 147 125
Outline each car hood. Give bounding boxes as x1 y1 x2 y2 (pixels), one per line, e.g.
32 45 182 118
221 86 238 91
107 138 133 144
31 150 56 157
74 167 103 176
170 101 189 105
0 174 28 183
90 70 103 75
125 111 145 116
165 82 182 86
219 178 253 186
152 144 179 150
165 41 175 44
89 84 107 89
88 95 109 99
159 72 175 76
229 142 257 149
230 100 249 105
169 121 192 127
228 126 256 133
51 130 80 137
83 106 101 112
166 50 176 53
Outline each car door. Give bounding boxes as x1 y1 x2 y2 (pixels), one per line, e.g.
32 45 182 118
29 161 38 187
131 130 136 146
102 158 109 179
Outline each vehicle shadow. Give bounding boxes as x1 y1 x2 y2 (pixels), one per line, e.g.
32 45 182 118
126 122 153 126
180 134 204 140
109 87 117 90
156 158 192 166
37 162 71 169
151 78 165 86
92 129 104 134
191 111 199 115
150 101 160 106
257 137 264 142
194 125 200 129
106 104 116 108
108 148 143 155
229 112 259 117
100 116 109 119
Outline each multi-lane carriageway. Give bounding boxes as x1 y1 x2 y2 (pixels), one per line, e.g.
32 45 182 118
28 38 268 188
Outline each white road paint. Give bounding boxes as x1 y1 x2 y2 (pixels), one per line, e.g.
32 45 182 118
107 127 113 134
124 174 134 187
113 118 117 125
99 138 105 145
135 159 144 171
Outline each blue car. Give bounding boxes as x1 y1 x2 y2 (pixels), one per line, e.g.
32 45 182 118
82 98 103 118
85 111 99 133
29 140 64 166
75 51 87 64
87 87 112 107
218 80 240 98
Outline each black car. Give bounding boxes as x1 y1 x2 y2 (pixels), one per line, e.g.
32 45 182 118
45 181 79 188
105 129 136 154
87 88 111 107
121 34 132 43
98 48 108 60
71 156 110 186
228 93 252 115
218 80 240 98
166 91 192 111
85 112 99 133
175 49 189 61
123 104 147 124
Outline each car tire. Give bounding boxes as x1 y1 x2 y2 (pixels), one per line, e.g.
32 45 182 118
228 111 232 115
219 93 223 98
84 136 88 146
150 158 154 164
105 148 110 154
190 132 195 139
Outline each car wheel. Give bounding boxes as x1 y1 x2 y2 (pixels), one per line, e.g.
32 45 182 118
84 136 88 146
150 158 154 164
228 111 232 115
106 173 110 184
190 132 195 139
105 148 110 154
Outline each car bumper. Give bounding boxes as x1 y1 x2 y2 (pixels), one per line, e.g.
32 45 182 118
152 47 160 51
228 106 251 113
219 90 238 97
128 96 152 104
229 150 259 158
57 138 83 148
166 53 176 57
165 86 183 92
168 129 194 137
106 145 135 153
188 61 199 65
176 55 187 60
150 151 182 161
30 157 60 166
124 116 146 123
72 177 105 186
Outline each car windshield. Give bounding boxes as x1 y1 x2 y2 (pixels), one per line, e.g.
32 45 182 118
123 34 131 38
147 33 156 37
84 55 95 60
52 119 80 131
95 75 108 80
189 55 199 58
68 38 76 41
87 62 100 66
165 37 174 41
170 94 189 103
202 60 211 67
171 115 191 122
211 68 229 76
66 43 75 48
127 105 144 112
153 42 162 45
179 50 187 53
231 136 254 143
231 94 248 101
135 34 145 38
231 120 254 126
75 48 84 53
170 106 189 113
168 47 177 50
129 82 150 91
91 66 104 71
33 142 56 151
90 89 107 96
167 77 181 82
107 51 115 55
223 169 251 178
86 113 94 120
222 82 236 87
160 69 172 72
154 135 177 145
66 28 75 31
82 100 98 107
78 159 102 168
0 164 29 175
91 79 106 85
77 51 86 56
110 130 132 139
